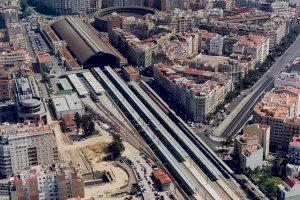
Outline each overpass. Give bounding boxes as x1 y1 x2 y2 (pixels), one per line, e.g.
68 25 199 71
214 34 300 138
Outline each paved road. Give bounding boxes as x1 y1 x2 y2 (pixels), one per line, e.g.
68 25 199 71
217 34 300 138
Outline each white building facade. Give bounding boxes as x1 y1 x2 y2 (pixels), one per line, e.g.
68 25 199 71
0 122 58 178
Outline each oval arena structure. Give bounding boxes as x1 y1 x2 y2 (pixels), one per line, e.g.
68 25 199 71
94 6 156 32
51 16 120 69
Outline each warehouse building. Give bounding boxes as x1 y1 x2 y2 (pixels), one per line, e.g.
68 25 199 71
51 93 85 119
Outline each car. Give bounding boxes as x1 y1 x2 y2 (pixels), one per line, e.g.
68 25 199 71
152 164 158 169
136 192 142 197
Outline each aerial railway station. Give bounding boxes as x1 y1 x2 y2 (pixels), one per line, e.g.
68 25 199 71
92 67 244 200
140 80 235 178
51 16 124 68
91 67 200 197
67 74 89 97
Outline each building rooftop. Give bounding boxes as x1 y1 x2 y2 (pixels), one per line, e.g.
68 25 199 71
37 53 51 64
123 66 138 75
11 162 82 184
285 176 299 188
67 74 89 96
274 72 300 88
63 114 76 128
82 71 104 94
0 121 50 138
292 57 300 65
15 77 42 108
52 93 84 113
234 34 267 49
244 145 262 156
219 14 270 23
59 78 73 91
44 26 60 42
152 169 172 185
254 87 300 120
60 48 81 70
244 123 270 132
289 135 300 148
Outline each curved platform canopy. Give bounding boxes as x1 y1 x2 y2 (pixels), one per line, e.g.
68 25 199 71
51 16 119 68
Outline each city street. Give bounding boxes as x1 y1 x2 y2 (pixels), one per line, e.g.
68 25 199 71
214 34 300 139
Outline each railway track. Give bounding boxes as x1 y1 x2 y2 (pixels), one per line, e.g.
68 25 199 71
94 95 191 199
95 96 152 155
140 81 246 199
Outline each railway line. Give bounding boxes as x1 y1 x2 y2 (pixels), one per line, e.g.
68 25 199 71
91 66 246 199
92 67 202 195
87 89 191 200
139 80 246 200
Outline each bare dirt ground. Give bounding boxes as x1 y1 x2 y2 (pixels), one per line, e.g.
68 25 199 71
51 122 134 199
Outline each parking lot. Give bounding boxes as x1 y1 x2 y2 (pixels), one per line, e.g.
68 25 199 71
124 153 177 200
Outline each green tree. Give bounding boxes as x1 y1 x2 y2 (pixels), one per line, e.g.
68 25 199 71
20 0 28 12
59 121 67 133
107 134 124 159
74 112 82 130
19 0 31 19
41 73 50 83
81 114 95 136
264 177 282 199
271 155 288 179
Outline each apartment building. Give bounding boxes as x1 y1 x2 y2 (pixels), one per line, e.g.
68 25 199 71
36 0 102 15
271 1 290 13
186 54 252 83
155 32 199 64
14 77 47 123
209 34 224 56
289 135 300 166
234 134 264 170
223 34 245 56
290 57 300 73
39 24 66 55
10 163 84 200
262 19 286 50
6 22 24 37
110 28 156 67
102 0 144 7
0 48 31 67
234 0 262 9
122 16 154 40
0 70 13 100
153 10 191 33
232 34 269 63
278 176 300 200
9 34 28 50
199 15 290 51
243 124 270 159
160 0 184 11
153 63 232 122
253 87 300 153
198 30 224 55
0 121 58 178
214 0 233 10
275 72 300 89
